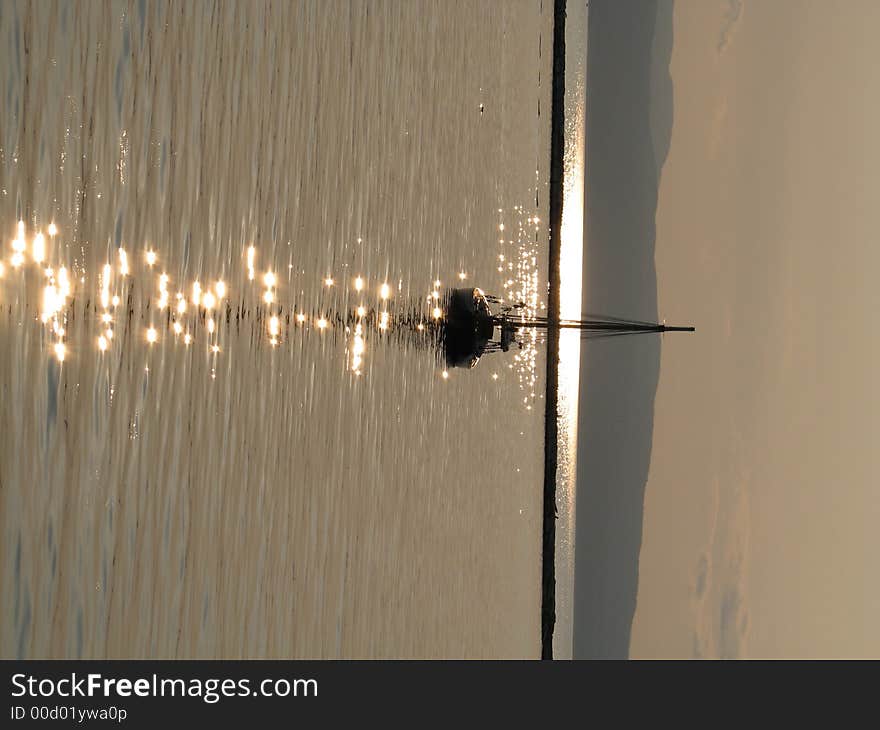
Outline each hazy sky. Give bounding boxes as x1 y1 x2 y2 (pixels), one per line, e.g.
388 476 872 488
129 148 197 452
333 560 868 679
575 0 879 658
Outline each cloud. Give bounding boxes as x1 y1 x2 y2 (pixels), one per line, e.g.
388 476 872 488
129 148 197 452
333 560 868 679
717 0 743 55
691 474 751 658
718 585 750 658
694 552 710 599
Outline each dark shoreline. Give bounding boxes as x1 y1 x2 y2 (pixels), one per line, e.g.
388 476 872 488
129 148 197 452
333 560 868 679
540 0 566 660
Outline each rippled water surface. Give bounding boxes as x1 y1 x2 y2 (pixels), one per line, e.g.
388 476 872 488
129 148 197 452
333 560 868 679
0 0 554 658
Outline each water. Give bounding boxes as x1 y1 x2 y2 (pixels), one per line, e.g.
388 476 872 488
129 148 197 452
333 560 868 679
0 1 556 658
553 0 587 661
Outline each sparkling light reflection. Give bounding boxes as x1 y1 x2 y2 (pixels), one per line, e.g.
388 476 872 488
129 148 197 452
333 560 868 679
552 6 587 659
32 232 46 263
2 210 551 386
247 246 256 280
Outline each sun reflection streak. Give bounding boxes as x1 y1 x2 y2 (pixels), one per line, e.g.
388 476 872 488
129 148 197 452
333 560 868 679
42 285 60 318
550 11 589 659
58 268 71 298
247 245 256 279
3 208 558 383
350 322 366 373
32 232 46 263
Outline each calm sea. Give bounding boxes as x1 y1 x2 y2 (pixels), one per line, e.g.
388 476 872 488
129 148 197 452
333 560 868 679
0 0 581 658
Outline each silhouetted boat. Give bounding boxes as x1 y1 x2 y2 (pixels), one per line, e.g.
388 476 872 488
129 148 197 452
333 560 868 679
440 287 694 369
442 288 496 368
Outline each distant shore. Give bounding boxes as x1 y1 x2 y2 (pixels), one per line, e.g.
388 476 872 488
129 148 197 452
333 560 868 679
541 0 567 660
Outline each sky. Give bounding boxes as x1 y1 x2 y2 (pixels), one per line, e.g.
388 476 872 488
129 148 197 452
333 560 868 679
574 0 879 658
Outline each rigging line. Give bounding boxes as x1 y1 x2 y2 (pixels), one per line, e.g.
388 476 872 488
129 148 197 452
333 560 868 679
505 320 663 332
579 330 660 340
557 319 657 329
580 312 657 327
